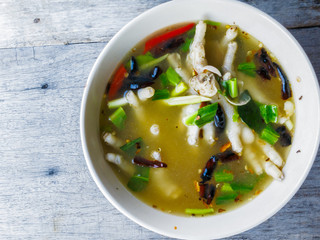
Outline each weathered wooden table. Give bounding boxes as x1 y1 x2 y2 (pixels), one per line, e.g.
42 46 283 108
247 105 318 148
0 0 319 239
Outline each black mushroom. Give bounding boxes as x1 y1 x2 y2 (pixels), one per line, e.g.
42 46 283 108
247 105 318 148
214 103 226 133
132 156 167 168
276 126 292 147
255 48 276 79
273 62 292 100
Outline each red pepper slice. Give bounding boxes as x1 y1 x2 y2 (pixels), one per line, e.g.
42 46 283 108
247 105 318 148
143 23 195 54
107 64 127 100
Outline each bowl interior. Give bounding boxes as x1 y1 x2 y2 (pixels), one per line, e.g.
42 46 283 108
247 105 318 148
80 0 320 239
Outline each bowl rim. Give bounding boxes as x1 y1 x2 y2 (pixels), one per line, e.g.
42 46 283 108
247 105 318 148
80 0 320 239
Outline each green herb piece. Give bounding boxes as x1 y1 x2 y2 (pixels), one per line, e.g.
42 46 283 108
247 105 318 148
238 62 256 77
204 20 221 26
227 78 238 98
108 97 128 109
125 52 154 70
184 111 198 126
259 104 278 124
163 95 212 106
159 73 169 88
152 89 170 101
127 166 150 192
260 125 280 145
139 53 168 71
109 107 127 129
120 137 143 152
166 67 181 86
214 170 234 182
171 81 188 97
195 103 218 128
181 37 193 52
185 208 214 215
238 90 266 134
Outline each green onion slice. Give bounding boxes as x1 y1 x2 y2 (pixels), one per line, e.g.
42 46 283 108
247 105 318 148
185 208 214 215
109 107 127 129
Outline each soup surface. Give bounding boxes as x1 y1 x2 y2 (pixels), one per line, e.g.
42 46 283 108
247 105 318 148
100 21 294 216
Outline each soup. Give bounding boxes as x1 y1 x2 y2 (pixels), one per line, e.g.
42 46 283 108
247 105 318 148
99 21 294 216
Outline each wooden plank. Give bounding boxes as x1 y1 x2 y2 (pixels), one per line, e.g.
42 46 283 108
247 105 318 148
0 0 319 49
0 26 319 239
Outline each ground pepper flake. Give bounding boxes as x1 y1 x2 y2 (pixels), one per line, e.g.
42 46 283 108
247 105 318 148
299 95 303 100
255 190 262 195
220 142 231 152
174 226 177 230
218 209 226 213
296 150 301 153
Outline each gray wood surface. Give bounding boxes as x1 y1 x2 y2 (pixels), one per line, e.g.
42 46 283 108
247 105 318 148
0 0 319 239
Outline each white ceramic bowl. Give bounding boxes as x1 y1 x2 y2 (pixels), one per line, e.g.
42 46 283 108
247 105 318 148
80 0 320 239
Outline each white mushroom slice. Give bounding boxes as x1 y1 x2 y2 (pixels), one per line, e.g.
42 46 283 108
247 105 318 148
264 161 284 181
125 90 139 107
243 147 263 175
203 122 215 145
167 53 192 83
137 87 155 101
103 132 125 148
284 101 295 117
219 97 243 154
151 150 161 161
258 141 284 167
150 124 160 135
189 72 219 97
105 153 135 176
222 41 238 75
222 25 238 45
188 20 207 73
241 126 255 145
151 169 183 199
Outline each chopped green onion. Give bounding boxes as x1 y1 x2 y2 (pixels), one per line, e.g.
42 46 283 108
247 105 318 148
109 107 127 129
230 183 254 194
259 104 278 124
187 27 196 37
232 107 239 122
140 54 168 71
152 89 170 100
227 78 238 98
120 137 143 152
171 81 188 96
166 67 181 86
260 125 280 145
108 97 128 109
184 111 198 126
238 90 266 134
238 62 256 77
181 37 193 52
159 73 169 88
127 166 150 192
195 103 218 128
221 183 233 193
163 95 212 106
125 52 154 70
216 192 238 205
214 170 234 182
204 20 221 26
185 208 214 215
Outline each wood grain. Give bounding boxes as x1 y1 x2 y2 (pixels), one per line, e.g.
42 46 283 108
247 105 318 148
0 0 319 239
0 0 319 48
0 26 319 239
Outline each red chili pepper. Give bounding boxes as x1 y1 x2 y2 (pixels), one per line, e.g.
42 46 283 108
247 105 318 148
107 64 127 100
143 23 195 54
